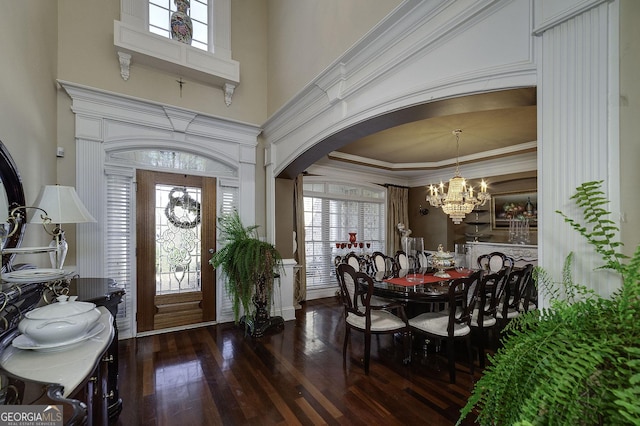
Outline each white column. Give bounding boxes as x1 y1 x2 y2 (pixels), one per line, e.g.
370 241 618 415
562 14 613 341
238 144 256 228
272 259 297 321
75 127 106 278
536 0 621 299
264 144 276 244
264 142 297 320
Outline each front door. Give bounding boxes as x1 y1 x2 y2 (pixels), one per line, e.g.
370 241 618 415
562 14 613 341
136 170 216 333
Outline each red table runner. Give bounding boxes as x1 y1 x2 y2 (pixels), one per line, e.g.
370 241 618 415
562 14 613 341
383 269 472 287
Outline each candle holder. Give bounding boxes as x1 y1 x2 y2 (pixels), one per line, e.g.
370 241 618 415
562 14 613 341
509 218 530 245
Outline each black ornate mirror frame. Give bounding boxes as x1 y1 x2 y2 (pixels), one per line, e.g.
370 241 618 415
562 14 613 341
0 141 26 270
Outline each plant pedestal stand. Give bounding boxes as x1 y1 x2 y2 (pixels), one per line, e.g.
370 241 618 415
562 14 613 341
239 282 284 337
240 314 284 338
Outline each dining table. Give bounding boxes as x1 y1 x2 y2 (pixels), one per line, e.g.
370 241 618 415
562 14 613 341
371 267 474 316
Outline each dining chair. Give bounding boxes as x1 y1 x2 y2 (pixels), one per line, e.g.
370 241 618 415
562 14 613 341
469 268 509 368
408 270 482 383
518 264 537 313
417 251 431 269
477 251 514 272
336 263 411 375
496 264 534 329
337 260 396 310
344 251 363 272
370 251 389 274
395 250 410 270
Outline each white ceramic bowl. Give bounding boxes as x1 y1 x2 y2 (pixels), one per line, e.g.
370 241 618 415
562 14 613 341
18 295 101 345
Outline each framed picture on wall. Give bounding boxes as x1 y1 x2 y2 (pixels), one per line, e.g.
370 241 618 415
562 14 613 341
492 191 538 229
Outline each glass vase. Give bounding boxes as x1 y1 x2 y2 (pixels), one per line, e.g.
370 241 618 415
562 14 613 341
403 237 424 282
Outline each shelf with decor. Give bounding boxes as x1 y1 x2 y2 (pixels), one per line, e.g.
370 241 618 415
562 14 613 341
464 209 491 242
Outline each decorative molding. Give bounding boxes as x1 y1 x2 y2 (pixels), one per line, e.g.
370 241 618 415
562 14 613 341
74 115 104 142
57 80 259 146
305 162 411 188
327 141 538 172
163 106 197 133
533 0 612 35
263 0 537 178
117 51 131 81
411 152 538 187
308 150 538 189
223 83 235 107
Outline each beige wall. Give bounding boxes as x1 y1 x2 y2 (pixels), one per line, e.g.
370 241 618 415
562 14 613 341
57 0 268 124
620 0 640 255
266 0 401 115
55 0 269 191
274 178 295 258
0 1 58 257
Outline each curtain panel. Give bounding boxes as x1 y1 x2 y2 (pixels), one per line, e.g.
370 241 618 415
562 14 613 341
293 174 306 303
385 185 409 256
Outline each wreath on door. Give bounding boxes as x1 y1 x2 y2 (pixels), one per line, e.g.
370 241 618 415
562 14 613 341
164 187 201 229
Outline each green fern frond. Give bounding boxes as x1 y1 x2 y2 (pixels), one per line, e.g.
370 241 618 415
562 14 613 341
458 181 640 425
556 180 628 274
209 211 283 324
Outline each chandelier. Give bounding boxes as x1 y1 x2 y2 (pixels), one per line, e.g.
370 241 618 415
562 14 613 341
426 129 490 224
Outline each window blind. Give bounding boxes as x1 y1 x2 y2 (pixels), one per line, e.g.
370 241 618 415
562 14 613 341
304 181 385 291
216 181 239 318
106 170 135 337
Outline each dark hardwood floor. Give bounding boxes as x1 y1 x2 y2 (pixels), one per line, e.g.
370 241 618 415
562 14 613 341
115 297 483 425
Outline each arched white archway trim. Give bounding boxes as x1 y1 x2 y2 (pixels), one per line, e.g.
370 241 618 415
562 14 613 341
263 0 622 302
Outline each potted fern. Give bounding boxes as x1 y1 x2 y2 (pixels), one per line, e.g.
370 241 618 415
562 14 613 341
209 211 285 337
458 181 640 425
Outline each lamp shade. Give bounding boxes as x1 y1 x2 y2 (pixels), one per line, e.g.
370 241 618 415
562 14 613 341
0 190 8 222
30 185 96 224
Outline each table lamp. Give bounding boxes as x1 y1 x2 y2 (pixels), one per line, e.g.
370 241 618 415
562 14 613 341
30 185 96 269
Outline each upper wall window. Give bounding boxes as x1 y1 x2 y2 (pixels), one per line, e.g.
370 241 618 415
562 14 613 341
149 0 209 51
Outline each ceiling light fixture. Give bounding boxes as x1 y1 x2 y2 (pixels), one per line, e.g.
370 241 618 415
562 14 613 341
426 129 490 224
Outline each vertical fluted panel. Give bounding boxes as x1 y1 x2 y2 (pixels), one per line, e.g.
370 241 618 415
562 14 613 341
539 2 620 299
76 137 106 278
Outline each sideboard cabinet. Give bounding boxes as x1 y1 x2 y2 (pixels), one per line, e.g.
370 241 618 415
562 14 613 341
466 241 538 269
0 278 124 425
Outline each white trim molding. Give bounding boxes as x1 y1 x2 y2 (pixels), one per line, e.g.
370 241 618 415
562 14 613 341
263 0 537 179
263 0 622 301
58 80 264 331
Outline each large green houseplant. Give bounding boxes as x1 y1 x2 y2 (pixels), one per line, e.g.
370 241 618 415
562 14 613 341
458 181 640 425
209 211 285 337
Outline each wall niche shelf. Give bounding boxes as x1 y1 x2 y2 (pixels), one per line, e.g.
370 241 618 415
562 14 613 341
113 20 240 106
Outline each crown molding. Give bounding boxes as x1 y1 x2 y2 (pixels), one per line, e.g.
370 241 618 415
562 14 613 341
327 141 537 171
